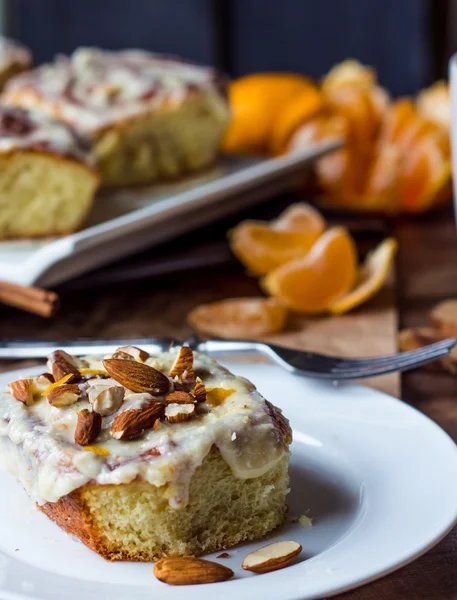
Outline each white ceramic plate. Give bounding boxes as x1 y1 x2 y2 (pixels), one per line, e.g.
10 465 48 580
0 143 339 288
0 362 456 600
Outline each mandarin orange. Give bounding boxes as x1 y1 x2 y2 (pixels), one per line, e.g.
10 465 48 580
263 227 358 313
229 203 325 275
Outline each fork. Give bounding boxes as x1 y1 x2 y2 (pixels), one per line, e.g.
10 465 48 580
0 336 455 380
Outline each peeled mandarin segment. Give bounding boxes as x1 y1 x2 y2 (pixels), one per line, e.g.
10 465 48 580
399 138 449 212
229 203 325 275
379 99 417 143
221 73 316 154
416 80 450 131
269 86 323 155
187 297 287 340
263 227 358 314
321 60 377 93
329 238 398 315
362 143 401 211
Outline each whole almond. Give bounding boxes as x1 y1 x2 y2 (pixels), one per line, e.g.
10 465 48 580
111 401 164 440
154 557 233 585
75 409 102 445
48 384 82 407
48 350 80 382
103 359 170 395
242 541 302 573
116 345 150 362
165 390 195 404
165 403 195 423
8 379 34 405
168 346 194 381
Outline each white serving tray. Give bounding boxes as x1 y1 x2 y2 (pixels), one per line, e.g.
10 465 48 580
0 142 339 287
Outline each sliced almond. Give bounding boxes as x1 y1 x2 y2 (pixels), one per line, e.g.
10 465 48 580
47 383 82 407
111 350 135 361
87 377 117 388
192 378 207 403
103 359 170 395
110 401 164 440
242 541 302 574
90 385 125 416
168 346 194 382
47 350 80 383
165 390 195 404
32 373 55 395
165 403 196 423
431 300 457 337
116 345 150 362
74 409 102 446
153 557 233 585
8 379 34 405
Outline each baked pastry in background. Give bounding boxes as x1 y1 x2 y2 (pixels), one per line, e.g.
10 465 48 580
0 345 291 560
0 37 32 91
0 105 99 238
3 47 230 186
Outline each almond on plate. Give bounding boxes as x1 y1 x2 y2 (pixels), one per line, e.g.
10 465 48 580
153 557 233 585
242 540 302 573
430 300 457 337
398 327 457 374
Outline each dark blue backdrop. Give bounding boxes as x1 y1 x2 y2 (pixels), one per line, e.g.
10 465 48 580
16 0 430 96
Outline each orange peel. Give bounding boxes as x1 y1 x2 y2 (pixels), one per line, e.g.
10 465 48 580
188 297 287 339
329 238 398 314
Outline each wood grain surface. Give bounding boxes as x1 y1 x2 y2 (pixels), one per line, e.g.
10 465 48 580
0 199 455 598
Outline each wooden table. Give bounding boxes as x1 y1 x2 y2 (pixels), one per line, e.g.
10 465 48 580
1 199 457 599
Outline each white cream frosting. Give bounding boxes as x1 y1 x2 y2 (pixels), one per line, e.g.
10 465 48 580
0 350 290 509
4 47 228 133
0 105 94 164
0 37 31 71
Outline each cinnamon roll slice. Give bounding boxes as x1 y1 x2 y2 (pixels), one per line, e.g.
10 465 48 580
3 47 230 186
0 105 99 239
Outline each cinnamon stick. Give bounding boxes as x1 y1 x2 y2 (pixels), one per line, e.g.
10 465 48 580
0 281 60 317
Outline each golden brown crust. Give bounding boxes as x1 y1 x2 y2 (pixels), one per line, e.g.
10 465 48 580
39 487 106 555
38 447 290 562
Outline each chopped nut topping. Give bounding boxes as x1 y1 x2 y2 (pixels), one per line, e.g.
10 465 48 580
110 401 164 440
165 390 195 404
165 403 196 423
192 378 207 403
48 384 82 407
168 346 194 382
75 409 102 445
89 385 125 416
